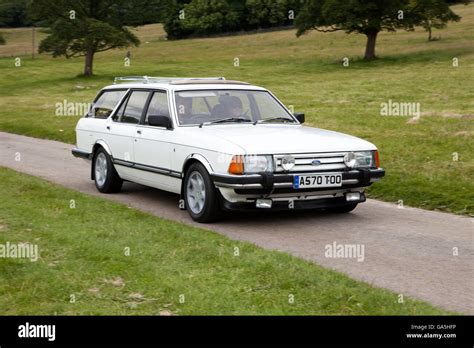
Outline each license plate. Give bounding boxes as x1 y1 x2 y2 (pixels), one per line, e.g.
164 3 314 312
293 173 342 189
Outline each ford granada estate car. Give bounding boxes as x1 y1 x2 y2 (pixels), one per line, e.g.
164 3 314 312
72 76 385 223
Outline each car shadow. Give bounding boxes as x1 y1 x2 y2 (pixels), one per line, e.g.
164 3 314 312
119 181 365 227
219 207 364 226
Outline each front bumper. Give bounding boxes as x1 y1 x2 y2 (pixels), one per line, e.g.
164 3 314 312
212 168 384 211
220 193 366 212
72 148 92 160
211 168 385 191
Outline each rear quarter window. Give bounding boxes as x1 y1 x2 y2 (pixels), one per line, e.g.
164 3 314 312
88 90 127 119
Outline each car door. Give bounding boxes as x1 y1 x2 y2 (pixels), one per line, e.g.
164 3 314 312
133 90 180 193
106 90 151 179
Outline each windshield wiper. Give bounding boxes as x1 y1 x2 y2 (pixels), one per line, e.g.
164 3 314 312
200 117 252 127
254 117 295 125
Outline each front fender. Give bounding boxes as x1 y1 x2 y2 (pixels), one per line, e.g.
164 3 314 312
182 153 215 175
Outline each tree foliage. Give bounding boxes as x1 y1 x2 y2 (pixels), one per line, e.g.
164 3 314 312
295 0 419 60
163 0 303 39
0 0 30 27
412 0 467 41
245 0 300 30
29 0 164 76
294 0 465 60
179 0 242 36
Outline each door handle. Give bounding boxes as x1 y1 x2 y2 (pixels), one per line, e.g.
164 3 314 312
106 126 110 130
137 130 142 134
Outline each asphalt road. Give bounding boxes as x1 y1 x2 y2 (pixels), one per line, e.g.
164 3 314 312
1 131 473 314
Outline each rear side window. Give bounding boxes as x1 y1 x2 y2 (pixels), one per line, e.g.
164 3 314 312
120 91 150 124
144 91 170 125
89 90 126 119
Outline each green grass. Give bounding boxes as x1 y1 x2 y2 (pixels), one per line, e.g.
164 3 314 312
0 4 473 216
0 166 450 315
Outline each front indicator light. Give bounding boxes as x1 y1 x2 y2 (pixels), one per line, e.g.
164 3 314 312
228 155 244 175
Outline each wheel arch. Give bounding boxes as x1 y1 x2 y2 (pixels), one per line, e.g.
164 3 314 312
180 154 214 197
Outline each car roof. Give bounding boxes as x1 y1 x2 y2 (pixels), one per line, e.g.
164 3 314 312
102 76 267 92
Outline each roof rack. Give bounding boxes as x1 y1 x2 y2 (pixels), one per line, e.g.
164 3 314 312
170 79 249 85
113 76 227 84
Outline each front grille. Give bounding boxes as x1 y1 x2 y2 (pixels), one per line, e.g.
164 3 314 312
274 152 347 173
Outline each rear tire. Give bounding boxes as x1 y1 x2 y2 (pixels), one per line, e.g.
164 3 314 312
93 148 123 193
184 163 220 223
326 203 358 214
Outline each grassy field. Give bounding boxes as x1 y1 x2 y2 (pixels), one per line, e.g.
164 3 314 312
0 4 473 216
0 167 450 315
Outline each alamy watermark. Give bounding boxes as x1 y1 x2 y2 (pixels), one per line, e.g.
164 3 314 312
18 322 55 341
325 241 365 262
0 242 39 262
55 99 92 116
380 99 421 118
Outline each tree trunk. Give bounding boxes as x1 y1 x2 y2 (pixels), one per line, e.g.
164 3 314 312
364 31 378 60
84 48 94 76
428 25 432 41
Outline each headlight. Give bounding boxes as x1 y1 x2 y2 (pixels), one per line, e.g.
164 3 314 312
344 151 376 168
244 155 273 173
228 155 273 174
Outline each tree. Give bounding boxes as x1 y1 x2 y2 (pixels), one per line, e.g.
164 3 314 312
179 0 242 37
162 0 303 39
412 0 466 41
245 0 302 30
295 0 419 60
28 0 145 76
163 0 193 40
0 0 31 28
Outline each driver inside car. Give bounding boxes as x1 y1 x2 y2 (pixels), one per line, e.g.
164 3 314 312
227 96 244 118
212 95 248 120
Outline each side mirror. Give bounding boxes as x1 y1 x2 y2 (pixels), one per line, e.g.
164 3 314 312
148 115 172 129
294 113 305 124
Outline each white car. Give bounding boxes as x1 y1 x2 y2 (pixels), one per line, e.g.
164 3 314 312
73 76 385 222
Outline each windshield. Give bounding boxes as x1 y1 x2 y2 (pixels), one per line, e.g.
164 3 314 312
174 90 296 126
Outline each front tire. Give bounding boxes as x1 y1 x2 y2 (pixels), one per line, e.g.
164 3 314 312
93 148 123 193
184 163 220 223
